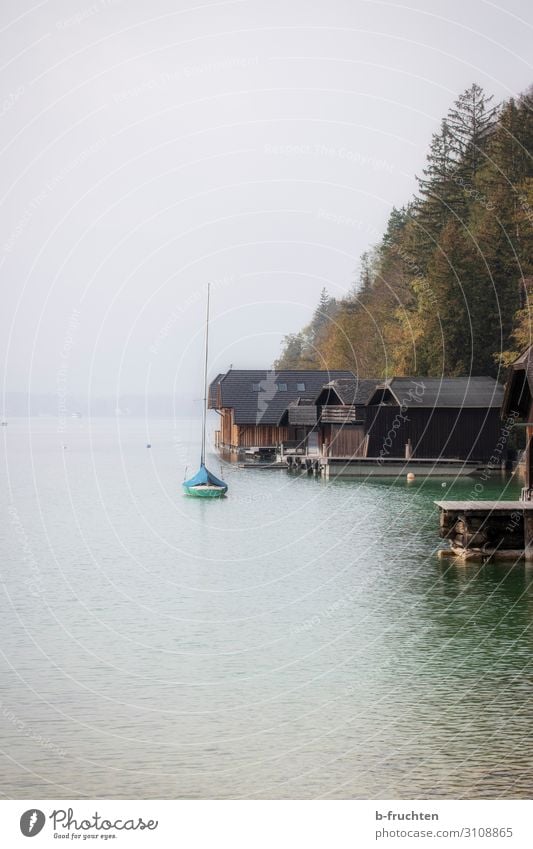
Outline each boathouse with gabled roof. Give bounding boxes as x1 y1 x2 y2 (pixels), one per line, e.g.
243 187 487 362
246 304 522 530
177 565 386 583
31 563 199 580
314 375 504 462
436 350 533 561
209 370 505 463
313 378 380 458
363 376 504 462
209 369 354 452
501 345 533 499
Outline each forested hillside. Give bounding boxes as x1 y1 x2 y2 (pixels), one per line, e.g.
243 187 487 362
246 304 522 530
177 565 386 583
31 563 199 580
275 84 533 377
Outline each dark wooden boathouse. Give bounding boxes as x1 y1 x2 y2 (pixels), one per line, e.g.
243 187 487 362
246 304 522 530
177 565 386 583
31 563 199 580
209 370 505 464
314 378 379 458
317 376 504 463
436 347 533 560
501 345 533 499
363 377 504 463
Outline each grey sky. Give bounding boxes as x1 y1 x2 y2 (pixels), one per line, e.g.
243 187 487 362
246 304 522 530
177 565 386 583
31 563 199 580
1 0 532 402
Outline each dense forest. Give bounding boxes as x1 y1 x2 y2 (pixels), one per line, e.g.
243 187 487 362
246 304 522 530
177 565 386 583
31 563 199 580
275 84 533 378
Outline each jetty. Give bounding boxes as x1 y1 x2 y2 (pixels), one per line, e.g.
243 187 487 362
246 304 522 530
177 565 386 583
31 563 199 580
436 501 533 561
289 456 480 478
436 346 533 562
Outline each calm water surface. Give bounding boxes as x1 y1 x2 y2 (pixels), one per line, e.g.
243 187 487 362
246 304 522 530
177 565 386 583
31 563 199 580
1 418 533 799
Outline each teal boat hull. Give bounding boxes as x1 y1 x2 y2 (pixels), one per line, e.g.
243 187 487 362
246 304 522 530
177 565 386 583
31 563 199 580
183 462 228 497
182 484 227 498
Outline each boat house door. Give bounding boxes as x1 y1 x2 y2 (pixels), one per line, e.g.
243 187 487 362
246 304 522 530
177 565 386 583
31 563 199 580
307 431 320 455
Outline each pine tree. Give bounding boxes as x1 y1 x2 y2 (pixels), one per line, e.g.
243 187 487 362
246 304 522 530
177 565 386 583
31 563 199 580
274 333 304 369
277 82 532 379
275 289 338 368
447 83 497 187
312 287 337 333
416 120 459 215
469 193 520 374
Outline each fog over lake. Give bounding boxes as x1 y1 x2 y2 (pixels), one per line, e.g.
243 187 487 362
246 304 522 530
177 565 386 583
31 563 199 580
1 0 532 406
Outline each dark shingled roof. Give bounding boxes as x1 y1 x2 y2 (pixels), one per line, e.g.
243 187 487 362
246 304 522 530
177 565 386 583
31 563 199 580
319 378 381 405
213 369 354 424
208 373 225 408
368 377 504 408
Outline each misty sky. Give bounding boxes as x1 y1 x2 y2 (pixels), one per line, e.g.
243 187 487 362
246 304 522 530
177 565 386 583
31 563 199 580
1 0 532 403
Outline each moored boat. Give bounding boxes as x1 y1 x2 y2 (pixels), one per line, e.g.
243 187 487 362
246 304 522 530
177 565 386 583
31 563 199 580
183 463 228 497
183 284 228 498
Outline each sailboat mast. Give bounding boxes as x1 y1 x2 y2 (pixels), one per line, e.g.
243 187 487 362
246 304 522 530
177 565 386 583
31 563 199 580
200 283 211 466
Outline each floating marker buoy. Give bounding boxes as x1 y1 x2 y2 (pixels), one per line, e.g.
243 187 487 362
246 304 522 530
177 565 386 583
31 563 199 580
407 472 415 481
442 482 446 487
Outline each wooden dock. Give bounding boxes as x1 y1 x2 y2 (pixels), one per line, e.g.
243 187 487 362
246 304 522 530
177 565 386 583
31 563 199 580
320 457 481 478
436 500 533 561
284 455 482 478
238 461 288 470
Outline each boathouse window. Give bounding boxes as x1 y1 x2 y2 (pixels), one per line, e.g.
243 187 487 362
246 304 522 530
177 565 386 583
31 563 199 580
276 382 288 391
252 382 261 391
296 382 306 391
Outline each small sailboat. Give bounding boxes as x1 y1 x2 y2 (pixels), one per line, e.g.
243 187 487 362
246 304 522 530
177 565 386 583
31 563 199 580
183 284 228 498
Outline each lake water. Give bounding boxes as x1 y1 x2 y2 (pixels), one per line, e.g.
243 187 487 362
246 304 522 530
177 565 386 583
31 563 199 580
2 418 533 799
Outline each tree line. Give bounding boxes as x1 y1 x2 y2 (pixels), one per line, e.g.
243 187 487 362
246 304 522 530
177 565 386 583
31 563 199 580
275 83 533 378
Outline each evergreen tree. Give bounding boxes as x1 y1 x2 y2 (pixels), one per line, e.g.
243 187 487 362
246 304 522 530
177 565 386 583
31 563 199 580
274 333 304 369
416 121 459 218
447 83 497 186
278 82 533 379
312 287 337 334
275 288 338 368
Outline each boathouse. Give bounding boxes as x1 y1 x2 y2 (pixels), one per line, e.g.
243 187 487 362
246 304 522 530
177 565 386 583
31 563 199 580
209 369 354 453
501 345 533 499
210 370 504 464
313 377 379 458
315 376 504 462
436 349 533 560
362 377 504 463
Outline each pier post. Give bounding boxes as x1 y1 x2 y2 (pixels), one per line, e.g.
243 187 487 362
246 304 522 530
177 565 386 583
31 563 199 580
521 426 533 501
524 511 533 561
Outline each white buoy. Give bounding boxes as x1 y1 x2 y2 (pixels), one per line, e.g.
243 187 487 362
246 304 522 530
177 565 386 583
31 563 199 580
407 472 415 481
